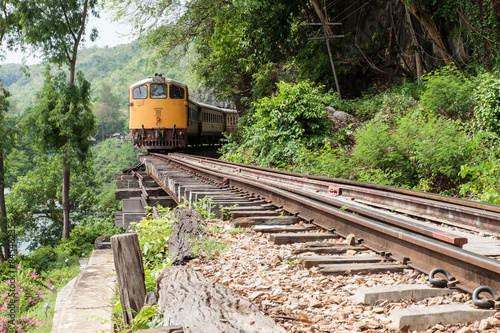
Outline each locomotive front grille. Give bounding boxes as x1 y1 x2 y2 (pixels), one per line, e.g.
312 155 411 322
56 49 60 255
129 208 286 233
131 128 186 150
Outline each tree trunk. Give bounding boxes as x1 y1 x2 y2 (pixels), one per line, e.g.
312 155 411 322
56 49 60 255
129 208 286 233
406 7 423 82
61 147 70 239
0 150 8 261
62 57 76 240
402 0 457 67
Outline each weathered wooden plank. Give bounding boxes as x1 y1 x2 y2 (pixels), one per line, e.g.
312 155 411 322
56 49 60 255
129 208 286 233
168 209 205 264
230 210 279 219
232 216 301 227
115 187 166 199
253 224 315 233
293 244 366 255
319 262 407 275
111 233 146 328
226 206 271 211
269 232 339 245
156 266 286 333
299 254 384 268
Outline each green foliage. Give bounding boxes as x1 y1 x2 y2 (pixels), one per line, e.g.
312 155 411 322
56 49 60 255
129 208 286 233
94 83 127 140
354 83 420 122
226 227 247 234
189 237 227 259
289 143 352 179
0 265 50 331
459 160 500 205
419 66 476 118
6 153 106 249
352 111 474 192
221 81 335 167
15 0 98 66
0 264 79 333
458 132 500 204
130 208 175 270
113 301 163 333
473 71 500 136
92 138 143 182
17 246 79 273
0 265 49 313
33 70 96 161
178 196 217 220
59 218 124 257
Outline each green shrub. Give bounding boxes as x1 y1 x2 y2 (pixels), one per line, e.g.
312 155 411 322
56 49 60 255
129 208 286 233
221 80 335 167
352 111 474 192
473 71 500 136
131 208 175 270
458 132 500 204
459 160 500 205
290 143 352 179
62 217 124 256
419 66 476 118
354 82 419 121
17 246 79 273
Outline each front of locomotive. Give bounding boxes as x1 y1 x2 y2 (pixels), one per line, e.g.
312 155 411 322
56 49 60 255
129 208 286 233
129 74 189 151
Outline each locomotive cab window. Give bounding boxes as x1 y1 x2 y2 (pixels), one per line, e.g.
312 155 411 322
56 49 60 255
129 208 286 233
170 84 185 99
132 85 148 99
150 84 168 99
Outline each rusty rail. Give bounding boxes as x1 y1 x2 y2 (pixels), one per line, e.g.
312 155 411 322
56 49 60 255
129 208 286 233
162 153 500 235
149 153 500 294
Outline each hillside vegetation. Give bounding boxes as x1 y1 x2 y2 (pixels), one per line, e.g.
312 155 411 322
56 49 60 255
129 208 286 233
0 42 196 113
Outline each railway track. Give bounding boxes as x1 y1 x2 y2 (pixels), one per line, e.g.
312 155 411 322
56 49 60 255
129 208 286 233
128 152 500 331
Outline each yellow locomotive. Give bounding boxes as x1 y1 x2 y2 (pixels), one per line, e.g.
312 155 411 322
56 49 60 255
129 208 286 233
129 74 238 151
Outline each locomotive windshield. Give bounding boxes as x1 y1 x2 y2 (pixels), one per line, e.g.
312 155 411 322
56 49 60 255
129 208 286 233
132 85 147 99
150 84 168 99
170 84 185 99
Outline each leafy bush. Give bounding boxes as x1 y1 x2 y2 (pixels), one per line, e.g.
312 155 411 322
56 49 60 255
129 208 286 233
354 82 419 121
352 111 474 192
459 161 500 205
221 80 335 167
419 66 476 118
458 132 500 204
131 208 175 270
289 143 352 179
61 217 124 256
473 71 500 136
0 265 52 315
17 246 79 274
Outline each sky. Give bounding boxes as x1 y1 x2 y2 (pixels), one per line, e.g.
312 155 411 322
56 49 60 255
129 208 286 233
2 11 134 65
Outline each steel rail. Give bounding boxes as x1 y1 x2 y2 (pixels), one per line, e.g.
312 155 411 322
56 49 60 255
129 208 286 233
151 153 500 294
160 153 500 235
165 153 500 212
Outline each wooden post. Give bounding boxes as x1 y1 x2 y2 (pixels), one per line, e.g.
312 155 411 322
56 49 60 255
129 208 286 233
111 233 146 327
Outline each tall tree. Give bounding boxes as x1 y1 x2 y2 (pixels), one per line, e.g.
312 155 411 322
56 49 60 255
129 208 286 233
108 0 303 110
15 0 97 239
0 87 12 261
0 0 18 261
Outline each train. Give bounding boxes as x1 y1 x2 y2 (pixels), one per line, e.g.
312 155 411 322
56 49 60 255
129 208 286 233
129 74 238 151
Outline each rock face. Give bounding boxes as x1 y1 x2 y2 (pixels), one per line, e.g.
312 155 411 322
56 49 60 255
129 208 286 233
156 266 286 333
324 107 358 126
